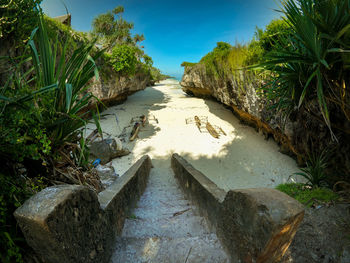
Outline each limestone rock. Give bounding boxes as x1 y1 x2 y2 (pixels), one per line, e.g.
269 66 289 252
220 188 305 263
87 69 151 108
89 138 130 164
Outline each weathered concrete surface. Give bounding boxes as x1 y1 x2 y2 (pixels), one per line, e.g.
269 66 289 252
14 155 152 263
14 185 109 263
111 159 229 263
171 153 305 263
222 189 305 263
99 155 152 235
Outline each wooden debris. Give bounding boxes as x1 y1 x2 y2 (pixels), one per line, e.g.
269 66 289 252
148 114 159 124
206 122 220 138
86 129 99 143
172 208 191 217
219 127 227 136
130 122 141 141
194 115 202 131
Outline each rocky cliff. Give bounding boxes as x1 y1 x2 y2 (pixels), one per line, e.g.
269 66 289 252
181 64 350 176
88 65 152 108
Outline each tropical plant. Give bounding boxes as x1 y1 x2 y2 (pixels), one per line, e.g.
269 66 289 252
29 12 102 149
110 44 139 75
200 42 233 78
1 8 103 169
258 0 350 140
0 0 42 40
92 5 136 50
294 150 329 187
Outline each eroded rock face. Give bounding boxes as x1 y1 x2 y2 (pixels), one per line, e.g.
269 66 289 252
89 138 130 164
180 65 299 158
88 69 151 108
180 64 350 173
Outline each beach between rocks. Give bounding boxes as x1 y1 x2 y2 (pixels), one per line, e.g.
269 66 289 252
86 78 300 190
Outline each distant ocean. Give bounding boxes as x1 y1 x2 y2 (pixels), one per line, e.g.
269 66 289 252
169 73 183 81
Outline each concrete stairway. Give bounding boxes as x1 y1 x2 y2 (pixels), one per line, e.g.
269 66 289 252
110 160 229 263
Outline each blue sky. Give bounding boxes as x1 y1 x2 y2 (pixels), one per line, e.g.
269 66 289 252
41 0 280 78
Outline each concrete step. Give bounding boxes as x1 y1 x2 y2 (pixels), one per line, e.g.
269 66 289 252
131 203 196 219
111 235 230 263
138 186 188 204
122 214 210 238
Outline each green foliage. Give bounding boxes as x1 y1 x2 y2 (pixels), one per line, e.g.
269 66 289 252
276 183 339 206
0 171 46 263
258 0 350 139
110 44 139 75
243 39 264 66
149 67 170 81
200 42 233 78
0 9 102 261
294 150 329 187
92 5 136 50
44 15 89 46
181 62 197 68
0 173 27 263
255 19 291 53
0 0 42 41
142 54 153 68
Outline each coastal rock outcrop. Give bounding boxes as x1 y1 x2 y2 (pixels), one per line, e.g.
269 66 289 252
180 64 350 173
88 66 152 108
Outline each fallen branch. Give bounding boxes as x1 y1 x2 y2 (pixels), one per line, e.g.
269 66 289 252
172 208 191 217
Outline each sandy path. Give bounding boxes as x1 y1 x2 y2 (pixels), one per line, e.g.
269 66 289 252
86 79 300 191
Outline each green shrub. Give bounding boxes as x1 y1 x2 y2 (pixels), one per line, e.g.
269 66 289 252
0 9 102 261
110 44 138 75
181 62 197 68
0 0 42 41
276 183 339 206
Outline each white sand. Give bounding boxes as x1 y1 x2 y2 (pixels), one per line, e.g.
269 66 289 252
86 79 301 191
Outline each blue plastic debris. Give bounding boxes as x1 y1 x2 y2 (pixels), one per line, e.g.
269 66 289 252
92 158 101 168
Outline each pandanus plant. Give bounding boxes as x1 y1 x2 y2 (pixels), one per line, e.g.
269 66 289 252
0 9 103 172
258 0 350 140
28 11 103 150
1 10 102 150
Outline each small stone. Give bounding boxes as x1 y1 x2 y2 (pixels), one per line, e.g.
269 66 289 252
89 138 130 164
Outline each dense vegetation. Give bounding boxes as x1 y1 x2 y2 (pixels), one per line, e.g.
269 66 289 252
0 2 167 262
181 0 350 202
92 5 168 81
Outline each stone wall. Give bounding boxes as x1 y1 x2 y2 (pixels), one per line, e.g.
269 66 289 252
171 153 304 263
14 155 152 263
